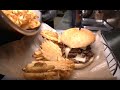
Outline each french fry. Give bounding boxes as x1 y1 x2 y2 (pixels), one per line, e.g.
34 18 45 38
32 54 38 58
33 62 47 67
23 71 60 80
23 65 55 73
34 50 42 56
35 57 44 60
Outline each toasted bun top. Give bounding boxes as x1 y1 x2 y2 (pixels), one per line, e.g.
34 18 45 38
60 28 95 48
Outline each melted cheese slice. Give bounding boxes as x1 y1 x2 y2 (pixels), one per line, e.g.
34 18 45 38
65 47 71 58
64 47 86 63
73 54 86 63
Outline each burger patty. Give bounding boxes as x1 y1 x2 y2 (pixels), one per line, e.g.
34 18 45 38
57 43 94 64
68 46 94 63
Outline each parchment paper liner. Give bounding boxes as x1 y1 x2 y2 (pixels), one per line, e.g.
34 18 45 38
0 23 116 80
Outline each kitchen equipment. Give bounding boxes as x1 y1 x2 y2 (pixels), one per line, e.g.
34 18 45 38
72 10 93 28
82 18 113 31
73 10 120 29
94 10 120 29
71 10 82 28
82 10 93 18
0 10 42 46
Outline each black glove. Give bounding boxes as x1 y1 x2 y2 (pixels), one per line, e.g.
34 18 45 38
40 10 57 22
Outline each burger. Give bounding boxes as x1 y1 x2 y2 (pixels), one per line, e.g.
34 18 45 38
59 28 96 69
40 28 96 69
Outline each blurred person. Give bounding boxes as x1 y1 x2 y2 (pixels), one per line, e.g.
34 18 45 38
40 10 57 28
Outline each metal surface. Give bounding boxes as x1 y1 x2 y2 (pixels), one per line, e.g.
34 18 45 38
94 10 120 29
82 10 93 18
82 18 113 31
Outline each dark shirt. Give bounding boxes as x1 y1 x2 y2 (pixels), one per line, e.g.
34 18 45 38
39 10 57 28
40 10 57 22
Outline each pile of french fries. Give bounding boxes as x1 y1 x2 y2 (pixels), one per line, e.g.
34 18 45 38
22 48 74 80
22 61 60 80
2 10 40 30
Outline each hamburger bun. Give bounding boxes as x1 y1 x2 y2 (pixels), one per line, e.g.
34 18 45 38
60 28 96 48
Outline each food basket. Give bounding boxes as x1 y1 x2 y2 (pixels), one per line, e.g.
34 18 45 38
0 23 120 80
